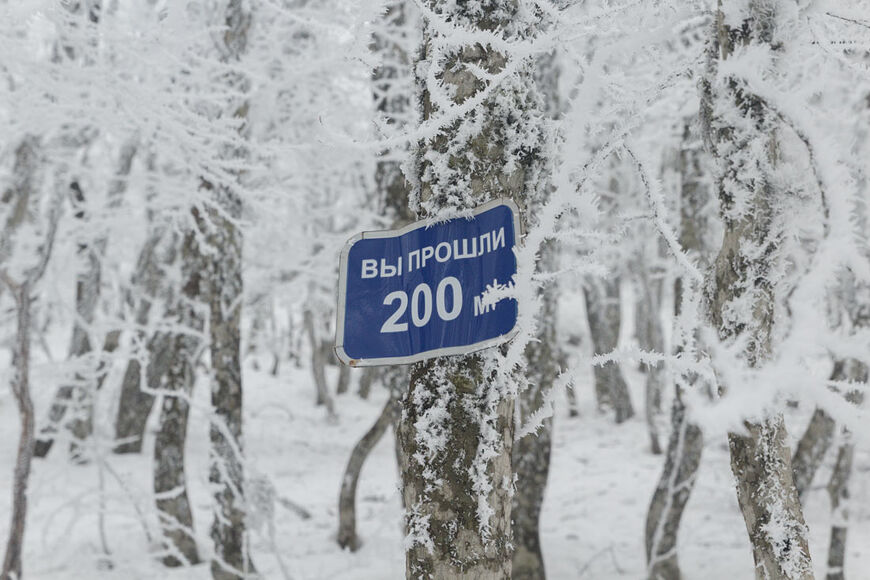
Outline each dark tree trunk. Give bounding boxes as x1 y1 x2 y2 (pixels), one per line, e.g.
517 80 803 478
824 440 853 580
513 248 559 580
584 278 634 423
153 314 201 566
645 393 703 580
113 221 176 453
792 407 836 499
337 396 401 551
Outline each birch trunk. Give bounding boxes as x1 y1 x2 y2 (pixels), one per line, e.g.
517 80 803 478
707 3 812 577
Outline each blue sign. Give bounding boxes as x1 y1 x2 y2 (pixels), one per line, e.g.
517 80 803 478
335 199 520 366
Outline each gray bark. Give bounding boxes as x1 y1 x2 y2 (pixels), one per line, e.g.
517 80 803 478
584 278 634 423
2 282 36 580
36 139 139 458
337 396 401 551
207 3 253 577
707 3 812 577
113 225 177 453
512 41 562 580
644 118 713 580
1 140 59 580
304 309 336 417
634 251 666 454
153 251 201 566
792 406 836 500
824 440 853 580
513 245 559 580
397 3 548 576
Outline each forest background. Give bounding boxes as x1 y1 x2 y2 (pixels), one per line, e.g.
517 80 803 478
1 0 870 579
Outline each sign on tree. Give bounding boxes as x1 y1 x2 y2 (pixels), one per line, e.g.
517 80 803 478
335 200 520 366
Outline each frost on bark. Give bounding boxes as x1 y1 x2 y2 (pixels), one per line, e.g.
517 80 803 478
513 243 559 580
207 2 253 577
114 225 177 454
1 137 59 580
153 239 201 566
36 140 138 459
645 120 712 580
396 2 548 577
512 45 562 578
584 277 634 423
706 2 812 577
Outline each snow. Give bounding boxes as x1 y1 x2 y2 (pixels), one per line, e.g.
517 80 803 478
3 341 869 579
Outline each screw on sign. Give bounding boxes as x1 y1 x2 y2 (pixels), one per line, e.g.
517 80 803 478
335 199 520 366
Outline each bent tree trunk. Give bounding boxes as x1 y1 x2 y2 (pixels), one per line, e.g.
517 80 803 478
707 2 812 577
337 396 401 551
397 3 547 577
584 277 634 423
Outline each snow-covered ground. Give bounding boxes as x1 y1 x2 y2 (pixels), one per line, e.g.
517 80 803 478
1 354 869 579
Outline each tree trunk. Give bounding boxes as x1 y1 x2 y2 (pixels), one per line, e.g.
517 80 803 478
206 5 254 578
824 440 853 580
1 283 35 580
1 141 59 579
645 393 703 580
36 139 138 459
357 368 378 399
114 223 179 453
706 3 813 577
644 117 712 579
792 406 835 499
337 396 401 551
584 278 634 423
153 299 201 566
304 309 336 416
513 244 559 580
635 252 666 454
397 3 549 576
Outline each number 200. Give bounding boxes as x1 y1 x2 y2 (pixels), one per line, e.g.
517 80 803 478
380 277 462 333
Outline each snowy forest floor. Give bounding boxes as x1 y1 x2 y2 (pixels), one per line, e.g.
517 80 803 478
1 351 870 579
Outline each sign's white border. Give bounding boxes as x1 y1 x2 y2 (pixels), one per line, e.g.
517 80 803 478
334 199 522 367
